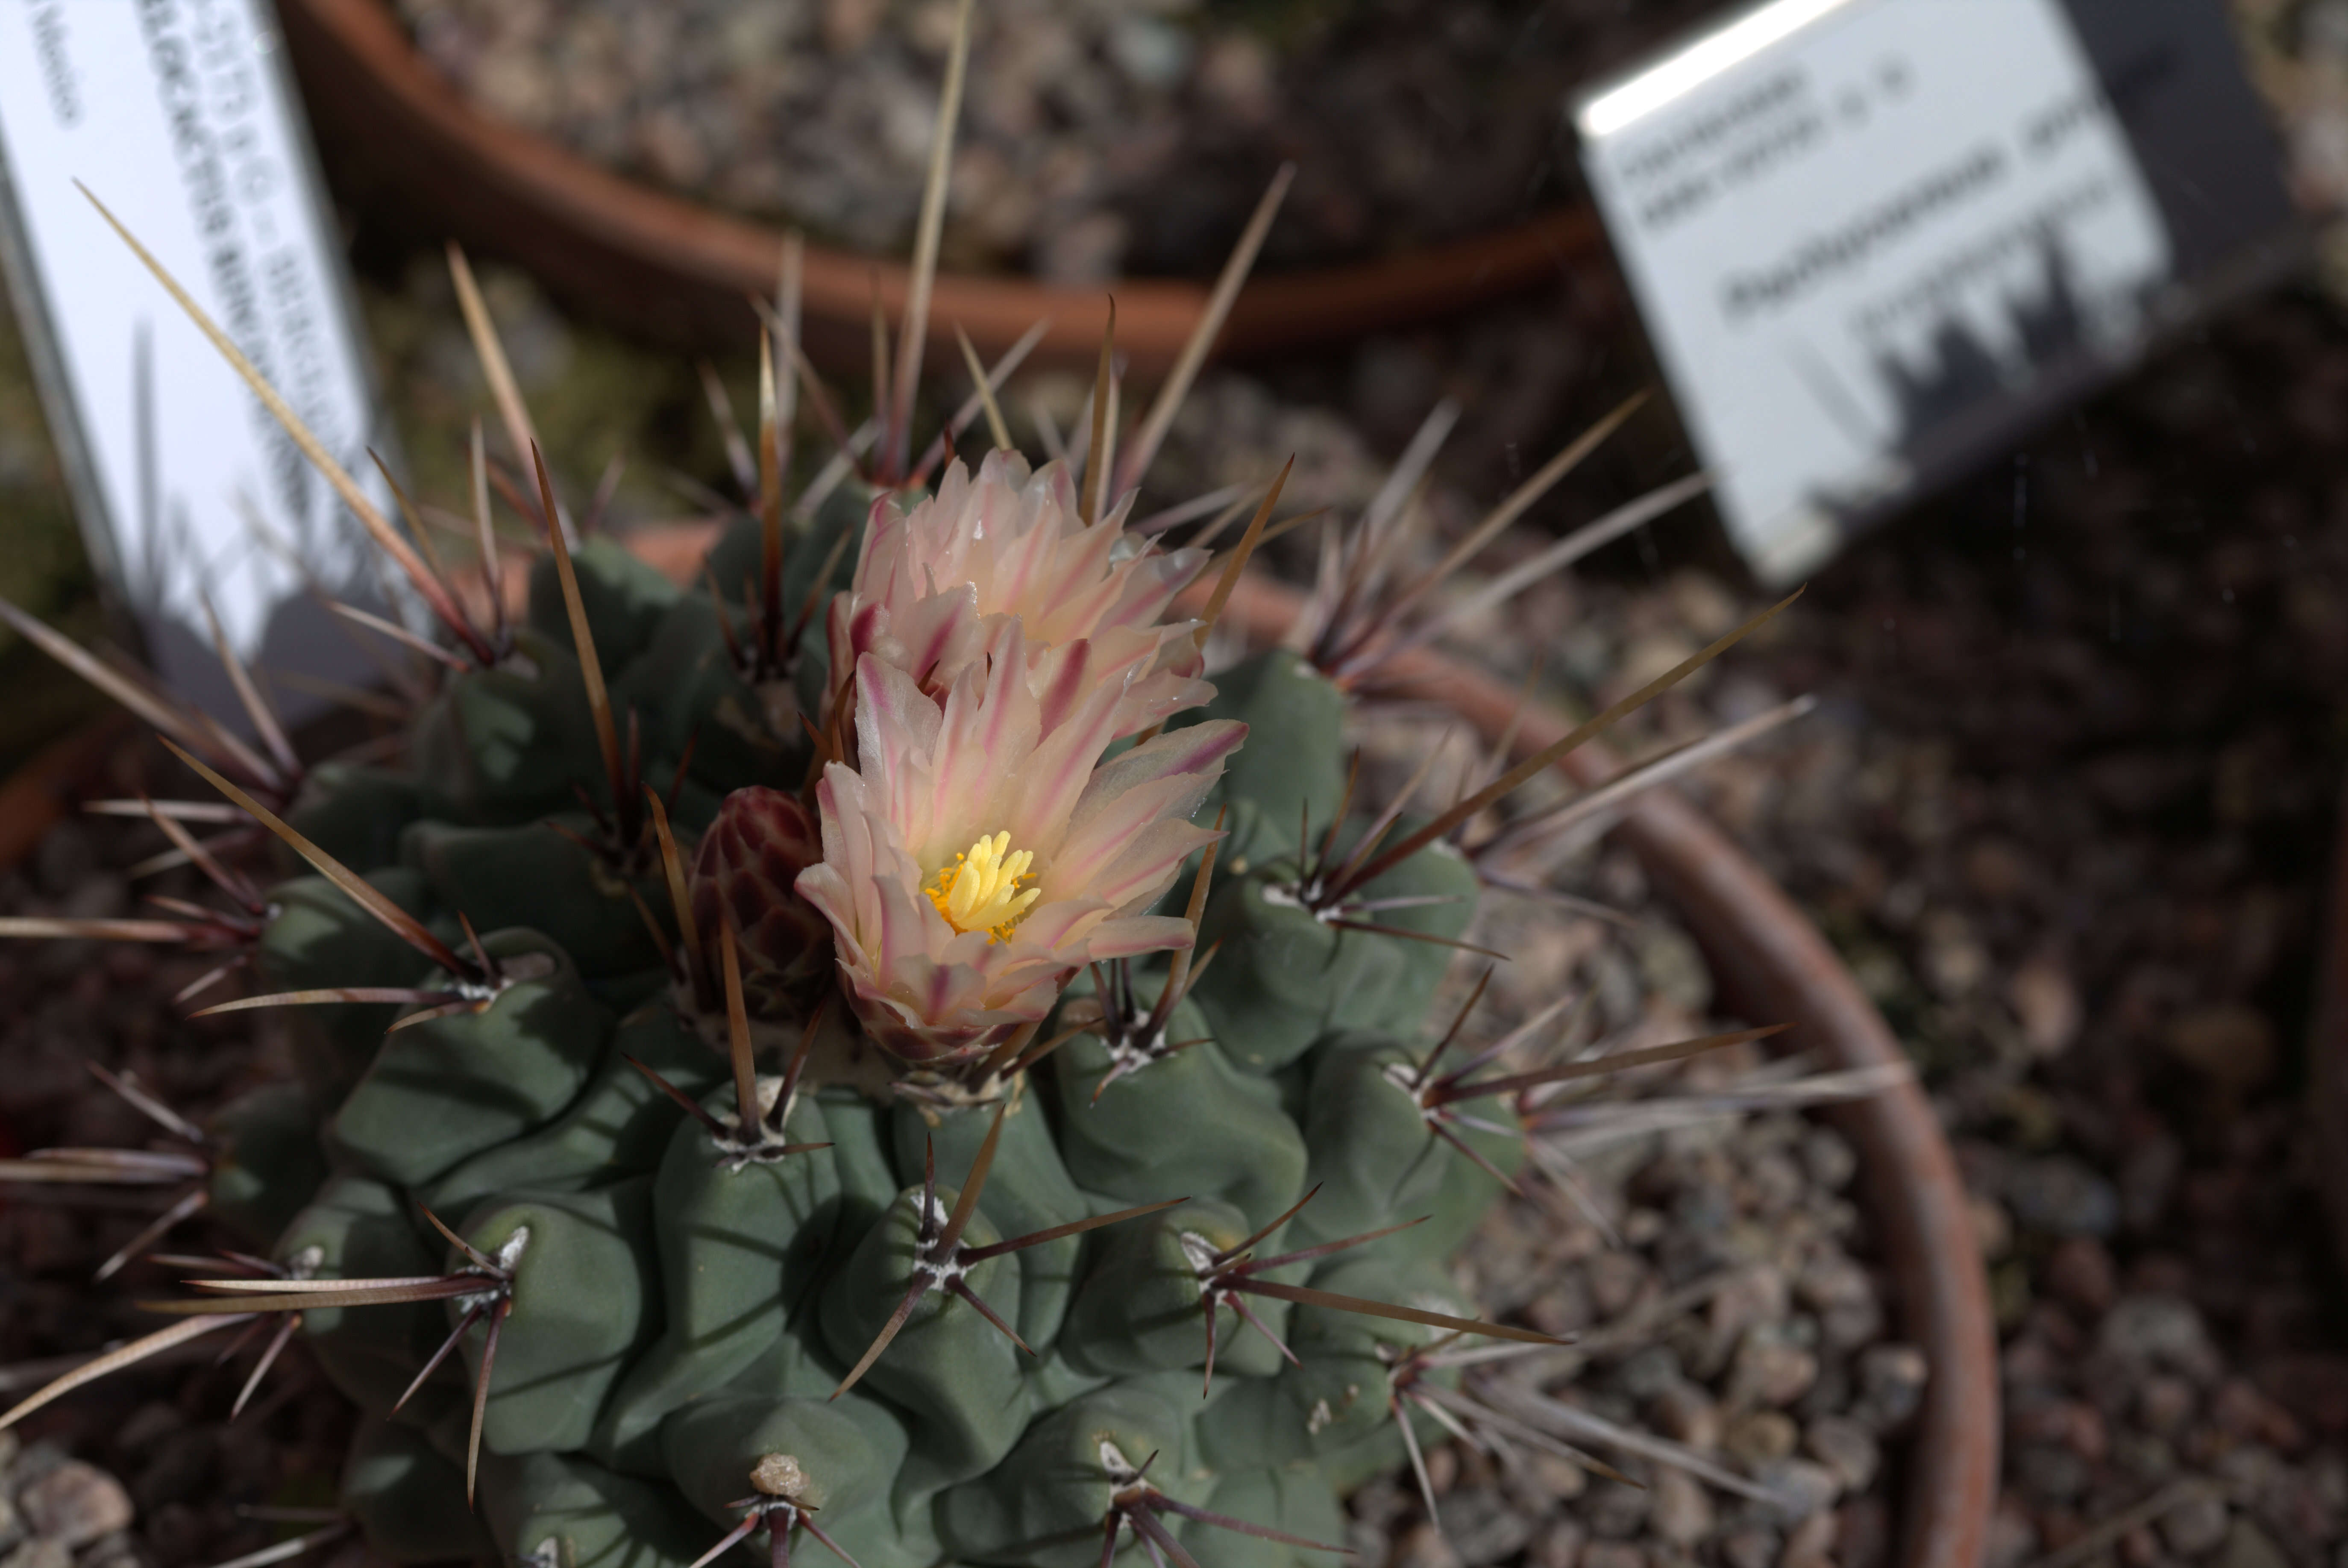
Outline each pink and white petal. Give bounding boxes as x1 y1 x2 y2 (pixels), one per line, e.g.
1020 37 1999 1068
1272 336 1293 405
1077 913 1205 963
1003 675 1132 850
1066 720 1246 839
1115 671 1217 734
925 638 1040 856
863 873 917 975
978 496 1073 615
1026 531 1127 644
854 658 942 782
805 768 903 945
891 586 979 686
792 863 866 969
1083 818 1224 914
973 950 1078 1013
846 490 904 593
854 657 948 846
1107 547 1209 631
810 764 864 869
1024 635 1153 739
1044 775 1218 900
827 593 889 691
841 954 1013 1063
1003 893 1113 954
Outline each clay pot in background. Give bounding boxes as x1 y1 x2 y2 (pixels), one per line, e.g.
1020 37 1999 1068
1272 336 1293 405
276 0 1613 372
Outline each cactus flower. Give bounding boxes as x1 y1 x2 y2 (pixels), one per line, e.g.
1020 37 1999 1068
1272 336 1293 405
796 634 1242 1063
828 450 1210 737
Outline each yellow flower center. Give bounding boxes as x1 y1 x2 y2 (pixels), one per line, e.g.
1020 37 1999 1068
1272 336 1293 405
925 831 1042 941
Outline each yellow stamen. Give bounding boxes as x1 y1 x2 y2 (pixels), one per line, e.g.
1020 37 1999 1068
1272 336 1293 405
925 831 1042 942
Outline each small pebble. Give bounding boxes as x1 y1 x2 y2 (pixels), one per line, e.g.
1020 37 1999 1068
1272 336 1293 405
1392 1521 1461 1568
1802 1416 1880 1492
1587 1253 1648 1319
1650 1383 1722 1451
1720 1527 1779 1568
1647 1470 1712 1548
2009 956 2082 1057
1435 1489 1529 1567
2211 1378 2304 1452
2160 1489 2231 1558
1985 1500 2040 1568
2046 1237 2116 1315
1525 1454 1588 1506
1582 1478 1652 1541
16 1464 132 1551
1853 1345 1928 1430
1709 1267 1791 1365
0 1542 67 1568
1798 1131 1856 1193
1755 1458 1843 1522
1971 1196 2015 1261
1615 1347 1684 1403
2163 1006 2277 1093
1729 1332 1819 1409
2216 1519 2288 1568
1724 1411 1800 1465
1527 1519 1586 1568
2098 1295 2219 1383
1779 1508 1838 1568
9 1448 66 1492
1579 1543 1645 1568
2012 1443 2094 1504
2005 1156 2122 1238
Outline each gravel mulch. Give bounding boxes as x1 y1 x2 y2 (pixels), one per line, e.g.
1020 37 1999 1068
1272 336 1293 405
0 1433 144 1568
0 815 355 1568
390 0 1718 280
1685 290 2348 1568
1217 274 2348 1568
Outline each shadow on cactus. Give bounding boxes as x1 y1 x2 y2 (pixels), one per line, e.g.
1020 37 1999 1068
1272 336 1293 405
0 15 1867 1567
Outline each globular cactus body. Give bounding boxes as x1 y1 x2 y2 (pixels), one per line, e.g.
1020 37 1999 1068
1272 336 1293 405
180 487 1541 1568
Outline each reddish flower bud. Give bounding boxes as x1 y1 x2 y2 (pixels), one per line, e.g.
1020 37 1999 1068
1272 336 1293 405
690 786 833 1017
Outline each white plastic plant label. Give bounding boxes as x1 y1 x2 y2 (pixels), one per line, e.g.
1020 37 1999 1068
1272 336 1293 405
0 0 391 722
1577 0 2297 583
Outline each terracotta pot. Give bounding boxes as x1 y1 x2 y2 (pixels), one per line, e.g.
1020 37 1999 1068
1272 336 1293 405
275 0 1611 372
1216 574 2000 1568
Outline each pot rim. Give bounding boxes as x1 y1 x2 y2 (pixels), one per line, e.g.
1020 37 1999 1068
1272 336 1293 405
279 0 1611 371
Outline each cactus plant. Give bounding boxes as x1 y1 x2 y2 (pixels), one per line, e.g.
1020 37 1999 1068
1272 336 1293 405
0 34 1814 1568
